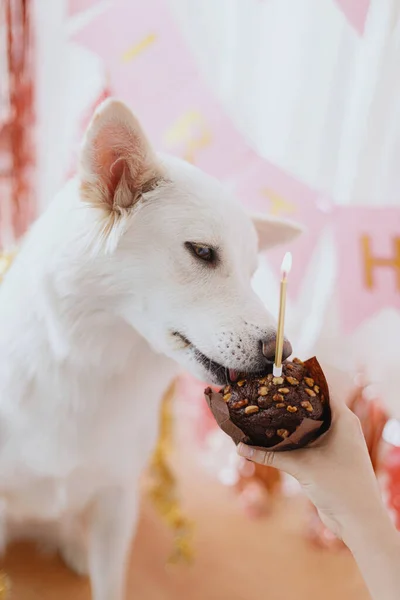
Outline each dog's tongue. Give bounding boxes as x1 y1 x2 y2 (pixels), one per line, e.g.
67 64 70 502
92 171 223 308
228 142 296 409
229 369 239 382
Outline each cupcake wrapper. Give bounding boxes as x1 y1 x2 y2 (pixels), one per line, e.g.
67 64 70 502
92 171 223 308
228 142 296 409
204 357 331 452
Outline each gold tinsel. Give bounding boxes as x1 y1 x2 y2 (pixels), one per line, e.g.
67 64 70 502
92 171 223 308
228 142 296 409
148 380 193 564
0 573 10 599
0 249 192 571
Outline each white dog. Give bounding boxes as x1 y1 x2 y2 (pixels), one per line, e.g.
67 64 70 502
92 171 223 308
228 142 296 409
0 99 300 599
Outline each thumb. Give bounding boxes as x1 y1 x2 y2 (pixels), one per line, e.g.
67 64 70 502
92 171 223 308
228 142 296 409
237 442 297 475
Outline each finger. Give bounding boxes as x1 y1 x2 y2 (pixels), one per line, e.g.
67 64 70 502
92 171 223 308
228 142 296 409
237 443 277 467
237 443 299 476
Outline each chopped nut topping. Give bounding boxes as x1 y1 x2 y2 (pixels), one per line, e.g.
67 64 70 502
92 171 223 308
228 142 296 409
244 405 259 415
277 428 289 438
237 379 246 387
305 388 316 397
286 377 299 386
273 393 284 402
304 377 314 387
278 387 290 394
232 399 248 409
301 401 313 412
293 357 303 364
276 403 285 408
287 405 298 413
314 385 320 394
223 385 231 394
258 386 268 396
223 393 232 402
273 376 284 385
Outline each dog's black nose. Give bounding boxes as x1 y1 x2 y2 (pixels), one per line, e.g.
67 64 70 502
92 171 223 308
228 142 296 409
261 336 292 364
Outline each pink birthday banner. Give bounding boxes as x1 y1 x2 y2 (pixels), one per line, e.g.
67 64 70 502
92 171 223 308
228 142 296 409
334 0 370 35
71 0 399 334
73 0 252 179
333 207 400 332
231 160 332 297
69 0 370 35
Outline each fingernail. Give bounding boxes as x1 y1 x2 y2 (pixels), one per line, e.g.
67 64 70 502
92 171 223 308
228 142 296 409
238 443 254 458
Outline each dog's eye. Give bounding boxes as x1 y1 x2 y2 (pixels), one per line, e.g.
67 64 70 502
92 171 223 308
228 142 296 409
185 242 216 263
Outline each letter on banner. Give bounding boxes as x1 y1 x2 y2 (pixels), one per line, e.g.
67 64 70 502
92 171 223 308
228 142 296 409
361 235 400 291
334 207 400 332
122 33 157 62
163 111 212 164
261 189 297 217
233 160 330 299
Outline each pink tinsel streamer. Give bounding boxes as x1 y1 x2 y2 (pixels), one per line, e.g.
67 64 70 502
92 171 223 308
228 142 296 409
0 0 36 244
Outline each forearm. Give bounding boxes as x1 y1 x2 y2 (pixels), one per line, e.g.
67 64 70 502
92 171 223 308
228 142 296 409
342 505 400 600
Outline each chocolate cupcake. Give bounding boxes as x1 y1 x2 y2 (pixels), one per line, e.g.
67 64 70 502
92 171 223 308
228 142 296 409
204 357 331 451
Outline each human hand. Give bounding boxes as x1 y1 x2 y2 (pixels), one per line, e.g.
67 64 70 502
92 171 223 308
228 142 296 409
237 393 386 542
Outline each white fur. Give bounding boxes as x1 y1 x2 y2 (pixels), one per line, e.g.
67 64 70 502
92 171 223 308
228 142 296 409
0 99 300 599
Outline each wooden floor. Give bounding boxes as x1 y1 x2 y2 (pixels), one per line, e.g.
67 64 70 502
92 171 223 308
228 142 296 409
0 451 370 600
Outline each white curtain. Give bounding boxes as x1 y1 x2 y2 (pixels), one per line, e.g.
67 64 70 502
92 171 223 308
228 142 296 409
33 0 107 211
168 0 400 207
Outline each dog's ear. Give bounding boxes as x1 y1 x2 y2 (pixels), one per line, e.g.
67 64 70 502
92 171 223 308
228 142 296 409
251 213 303 251
79 98 162 212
